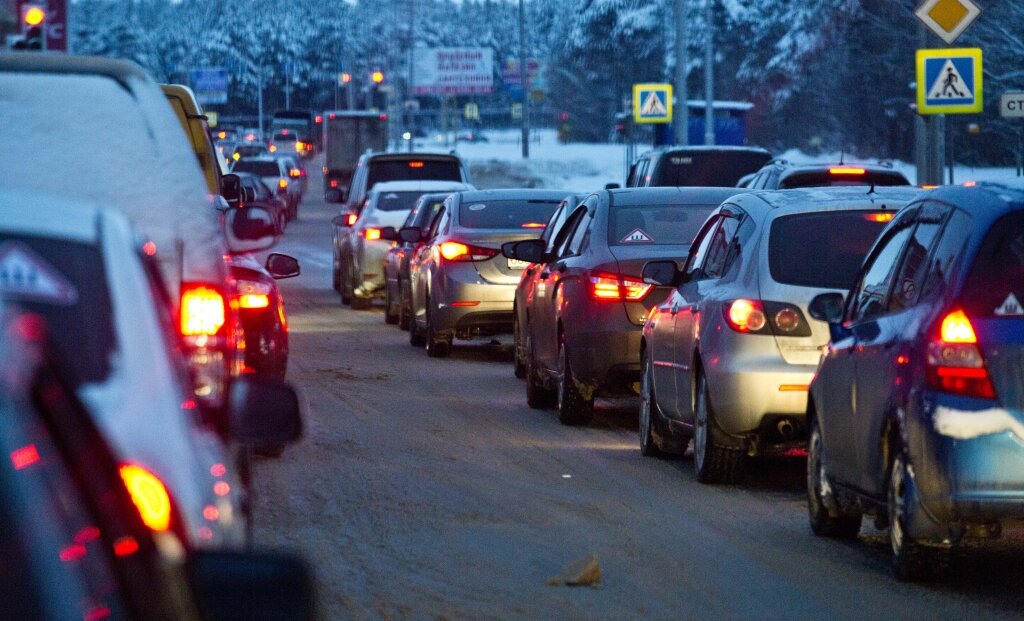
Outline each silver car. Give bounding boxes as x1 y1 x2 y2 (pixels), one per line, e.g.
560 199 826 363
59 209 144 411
408 189 566 357
639 187 920 483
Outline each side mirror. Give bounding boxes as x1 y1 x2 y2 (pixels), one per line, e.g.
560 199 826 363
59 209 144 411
227 376 303 447
379 226 398 241
508 239 546 264
642 260 680 286
399 227 422 244
224 206 278 254
605 182 621 190
265 253 300 279
501 240 518 259
221 173 242 207
187 551 315 621
808 292 846 324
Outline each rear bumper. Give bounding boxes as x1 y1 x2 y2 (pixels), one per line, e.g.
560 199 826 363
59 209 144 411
432 267 517 337
569 325 643 396
355 241 392 298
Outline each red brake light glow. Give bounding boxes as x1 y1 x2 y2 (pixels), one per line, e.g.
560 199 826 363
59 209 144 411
408 161 425 168
439 241 470 260
927 309 996 399
864 212 895 223
180 286 225 336
438 241 497 262
588 273 653 302
119 464 172 532
330 180 339 188
278 179 288 189
940 309 977 343
289 169 301 178
365 228 382 241
829 167 866 175
238 294 269 309
10 444 39 470
726 299 767 332
521 222 546 229
345 213 358 226
315 115 323 123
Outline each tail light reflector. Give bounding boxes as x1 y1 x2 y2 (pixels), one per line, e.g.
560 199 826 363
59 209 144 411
829 166 866 175
330 179 339 188
864 212 895 223
365 228 382 241
278 179 288 189
927 309 996 399
345 213 358 226
289 169 301 178
180 286 225 336
119 464 172 532
588 272 653 302
438 241 497 262
725 299 767 332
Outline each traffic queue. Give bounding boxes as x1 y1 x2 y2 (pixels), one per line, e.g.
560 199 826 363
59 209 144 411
336 134 1024 582
0 53 314 619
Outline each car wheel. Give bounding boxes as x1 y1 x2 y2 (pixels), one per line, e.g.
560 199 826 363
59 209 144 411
525 332 555 409
889 451 943 581
398 289 411 331
425 298 451 358
332 254 341 293
409 310 426 347
807 417 861 538
513 310 526 379
557 334 593 426
384 283 399 324
639 347 664 457
693 371 743 484
340 257 353 305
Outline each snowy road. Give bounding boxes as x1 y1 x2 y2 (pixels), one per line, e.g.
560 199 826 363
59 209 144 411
251 165 1024 620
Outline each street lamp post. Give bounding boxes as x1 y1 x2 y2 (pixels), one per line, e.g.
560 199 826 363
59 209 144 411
703 0 715 146
674 0 688 146
518 0 529 159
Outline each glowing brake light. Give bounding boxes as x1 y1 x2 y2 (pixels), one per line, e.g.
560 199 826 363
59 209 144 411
521 222 546 229
236 279 272 309
119 464 172 532
295 141 306 151
289 169 301 178
438 241 498 262
278 179 288 189
345 213 358 226
180 286 225 336
864 212 895 223
364 228 382 241
927 309 996 399
439 241 469 260
217 131 226 139
408 161 425 168
588 272 653 302
268 145 277 153
829 167 866 175
315 115 323 123
725 299 767 332
10 444 39 470
330 180 339 188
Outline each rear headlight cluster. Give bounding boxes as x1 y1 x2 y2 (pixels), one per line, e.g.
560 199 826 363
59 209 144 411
589 272 652 302
723 299 812 336
179 284 230 405
926 309 996 399
235 279 272 309
437 241 498 262
364 228 382 241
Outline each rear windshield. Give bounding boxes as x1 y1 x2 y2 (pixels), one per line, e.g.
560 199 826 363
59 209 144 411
0 236 114 386
235 146 266 156
408 198 448 230
233 160 280 177
367 159 462 187
374 191 424 212
654 151 771 187
609 204 718 246
769 211 892 289
273 133 297 142
962 211 1024 318
779 170 909 189
459 199 560 230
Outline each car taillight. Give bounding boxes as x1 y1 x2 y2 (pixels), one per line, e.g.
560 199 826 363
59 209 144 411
829 166 866 175
289 169 301 178
588 272 653 302
927 309 996 399
295 141 306 151
236 279 272 309
180 286 225 336
119 464 172 532
364 228 382 241
438 241 498 262
725 299 767 332
278 179 288 189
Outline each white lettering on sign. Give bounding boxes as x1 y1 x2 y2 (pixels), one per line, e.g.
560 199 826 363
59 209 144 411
1001 92 1024 118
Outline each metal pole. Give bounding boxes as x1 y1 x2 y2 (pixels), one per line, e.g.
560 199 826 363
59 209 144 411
673 0 688 146
518 0 529 158
257 69 264 138
947 115 954 184
408 0 416 152
703 0 715 146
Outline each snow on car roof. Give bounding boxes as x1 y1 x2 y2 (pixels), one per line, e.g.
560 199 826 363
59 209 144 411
370 180 474 193
0 190 110 242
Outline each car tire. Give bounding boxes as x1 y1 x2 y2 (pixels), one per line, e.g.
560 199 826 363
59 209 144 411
557 335 593 426
693 371 743 484
807 417 861 538
340 257 353 305
384 283 399 324
525 333 555 409
409 312 426 347
889 451 943 581
513 311 526 379
425 299 451 358
398 290 411 331
639 347 664 457
332 255 341 293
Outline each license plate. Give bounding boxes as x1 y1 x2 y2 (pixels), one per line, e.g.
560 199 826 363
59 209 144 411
507 258 530 270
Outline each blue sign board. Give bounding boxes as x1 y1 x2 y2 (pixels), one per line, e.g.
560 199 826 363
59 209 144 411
190 67 229 105
916 48 983 114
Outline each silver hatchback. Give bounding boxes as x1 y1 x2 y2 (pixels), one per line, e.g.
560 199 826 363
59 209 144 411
639 187 920 483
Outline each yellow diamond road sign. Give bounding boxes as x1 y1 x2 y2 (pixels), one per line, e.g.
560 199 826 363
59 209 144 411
633 83 673 124
915 0 981 45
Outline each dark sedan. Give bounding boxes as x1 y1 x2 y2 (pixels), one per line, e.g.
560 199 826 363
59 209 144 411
226 252 300 380
806 182 1024 581
507 187 742 425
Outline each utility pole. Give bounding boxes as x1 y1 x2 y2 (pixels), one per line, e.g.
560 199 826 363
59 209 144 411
914 25 944 186
674 0 688 145
703 0 715 146
518 0 529 158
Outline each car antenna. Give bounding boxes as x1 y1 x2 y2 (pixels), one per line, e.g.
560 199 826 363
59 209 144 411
838 150 845 165
867 183 877 195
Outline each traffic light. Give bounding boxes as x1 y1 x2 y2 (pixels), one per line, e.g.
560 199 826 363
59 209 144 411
14 4 46 51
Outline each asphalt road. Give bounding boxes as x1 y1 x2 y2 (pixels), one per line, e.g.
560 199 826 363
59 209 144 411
251 163 1024 620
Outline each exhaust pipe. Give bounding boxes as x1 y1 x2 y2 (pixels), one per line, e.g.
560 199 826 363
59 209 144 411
777 419 796 439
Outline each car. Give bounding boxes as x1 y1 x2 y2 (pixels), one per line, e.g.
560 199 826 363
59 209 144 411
337 181 473 309
0 193 290 548
625 146 773 188
269 129 312 158
744 159 911 190
329 151 473 217
639 186 921 483
509 193 585 377
507 187 743 425
237 171 289 234
232 156 301 220
805 182 1024 581
238 128 265 144
234 143 270 160
276 153 309 198
0 305 314 621
407 189 566 357
216 138 238 169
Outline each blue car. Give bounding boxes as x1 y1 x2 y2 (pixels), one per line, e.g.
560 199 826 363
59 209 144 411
805 182 1024 581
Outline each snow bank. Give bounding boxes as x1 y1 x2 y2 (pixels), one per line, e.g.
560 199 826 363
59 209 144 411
933 405 1024 440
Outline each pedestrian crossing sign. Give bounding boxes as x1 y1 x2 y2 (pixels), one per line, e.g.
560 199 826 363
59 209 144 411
916 48 983 114
633 83 673 124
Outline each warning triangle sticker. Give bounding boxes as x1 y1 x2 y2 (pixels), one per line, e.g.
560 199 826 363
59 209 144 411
0 242 79 305
640 92 667 117
927 59 973 101
994 293 1024 316
621 228 654 243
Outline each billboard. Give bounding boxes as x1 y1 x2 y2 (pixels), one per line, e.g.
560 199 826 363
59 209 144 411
190 68 228 105
413 48 493 96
